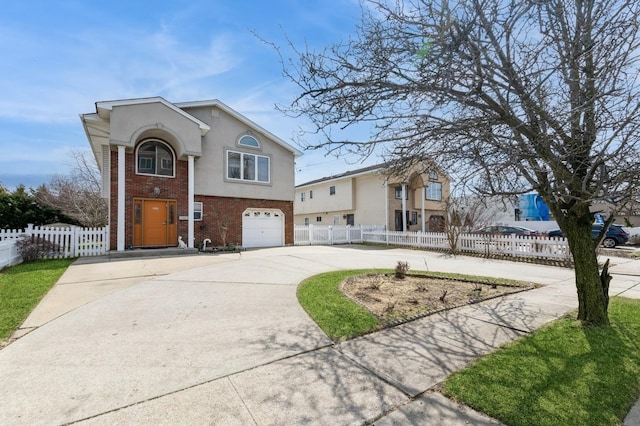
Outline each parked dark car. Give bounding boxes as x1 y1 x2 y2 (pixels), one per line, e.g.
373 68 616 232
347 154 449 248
547 224 629 248
472 225 540 236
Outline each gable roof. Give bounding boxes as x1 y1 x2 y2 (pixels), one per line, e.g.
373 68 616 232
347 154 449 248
176 99 302 157
296 163 386 188
296 160 451 188
81 96 304 171
94 97 211 136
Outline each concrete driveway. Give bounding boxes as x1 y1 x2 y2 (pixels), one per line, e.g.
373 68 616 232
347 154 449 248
1 245 638 425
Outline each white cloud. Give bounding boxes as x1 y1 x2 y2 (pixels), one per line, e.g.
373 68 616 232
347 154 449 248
0 24 243 123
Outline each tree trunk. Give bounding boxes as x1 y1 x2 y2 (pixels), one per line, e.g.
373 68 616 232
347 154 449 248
563 212 610 326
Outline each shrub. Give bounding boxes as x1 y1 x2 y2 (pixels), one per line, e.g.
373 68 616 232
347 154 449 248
16 236 58 262
395 260 410 279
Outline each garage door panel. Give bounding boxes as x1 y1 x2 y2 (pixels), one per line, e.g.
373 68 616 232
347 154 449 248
242 209 284 248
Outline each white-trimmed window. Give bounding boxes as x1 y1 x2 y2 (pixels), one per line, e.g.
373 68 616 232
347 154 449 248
193 202 203 221
426 182 442 200
329 186 336 195
309 190 313 199
238 135 260 148
301 192 306 202
136 140 175 177
316 216 322 222
333 215 341 225
304 217 310 226
227 150 270 183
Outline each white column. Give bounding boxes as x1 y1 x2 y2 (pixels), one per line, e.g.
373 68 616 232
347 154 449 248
401 184 407 232
384 179 389 231
421 186 426 232
117 145 125 251
188 155 195 249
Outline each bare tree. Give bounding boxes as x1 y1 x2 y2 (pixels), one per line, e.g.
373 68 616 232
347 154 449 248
277 0 640 325
443 195 493 253
36 150 107 227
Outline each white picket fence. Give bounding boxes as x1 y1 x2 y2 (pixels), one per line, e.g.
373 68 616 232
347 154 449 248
294 225 386 245
294 225 571 261
0 224 109 263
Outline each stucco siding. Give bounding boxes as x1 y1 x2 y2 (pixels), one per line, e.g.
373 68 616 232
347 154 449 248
352 174 387 225
295 178 354 215
110 103 203 157
294 163 450 230
187 106 295 202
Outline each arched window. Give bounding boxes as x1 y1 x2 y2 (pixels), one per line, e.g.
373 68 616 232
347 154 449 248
136 140 175 177
238 135 260 148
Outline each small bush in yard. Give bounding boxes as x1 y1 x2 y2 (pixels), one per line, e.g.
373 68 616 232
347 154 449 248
16 237 58 262
395 261 410 279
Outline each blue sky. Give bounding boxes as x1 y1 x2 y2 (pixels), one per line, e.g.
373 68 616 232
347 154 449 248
0 0 381 190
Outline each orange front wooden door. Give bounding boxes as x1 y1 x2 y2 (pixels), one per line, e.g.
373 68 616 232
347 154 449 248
133 199 177 247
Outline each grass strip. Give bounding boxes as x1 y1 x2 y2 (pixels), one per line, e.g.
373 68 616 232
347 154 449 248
442 297 640 426
297 269 380 340
297 269 533 341
0 259 75 339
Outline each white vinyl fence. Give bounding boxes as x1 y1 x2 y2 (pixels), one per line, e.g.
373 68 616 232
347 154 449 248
294 225 571 261
0 239 21 269
294 225 386 245
0 224 109 264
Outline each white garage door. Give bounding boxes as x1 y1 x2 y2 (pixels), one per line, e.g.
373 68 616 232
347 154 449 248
242 209 284 248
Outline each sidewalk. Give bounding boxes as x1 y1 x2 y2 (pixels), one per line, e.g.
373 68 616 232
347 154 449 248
1 246 639 425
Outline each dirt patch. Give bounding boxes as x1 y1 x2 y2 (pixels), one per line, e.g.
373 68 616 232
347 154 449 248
341 273 535 324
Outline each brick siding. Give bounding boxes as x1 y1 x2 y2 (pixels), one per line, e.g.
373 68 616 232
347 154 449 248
109 151 293 250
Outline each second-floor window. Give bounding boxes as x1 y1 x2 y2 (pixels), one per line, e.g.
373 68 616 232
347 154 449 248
426 182 442 201
301 192 306 202
329 186 336 195
227 150 270 183
394 186 409 199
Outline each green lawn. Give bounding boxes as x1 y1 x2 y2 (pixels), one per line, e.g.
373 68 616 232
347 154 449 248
0 259 75 340
297 269 529 341
299 270 640 424
297 269 380 340
442 297 640 426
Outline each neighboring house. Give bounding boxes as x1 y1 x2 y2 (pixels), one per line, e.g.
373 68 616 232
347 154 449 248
294 163 450 231
81 97 302 251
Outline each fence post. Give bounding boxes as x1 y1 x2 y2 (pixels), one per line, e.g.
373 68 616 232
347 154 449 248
329 226 333 245
309 224 314 245
105 225 110 253
70 226 78 257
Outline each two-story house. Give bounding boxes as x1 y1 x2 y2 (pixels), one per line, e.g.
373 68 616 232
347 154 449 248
81 97 302 251
294 163 449 232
